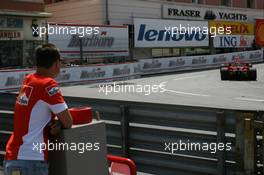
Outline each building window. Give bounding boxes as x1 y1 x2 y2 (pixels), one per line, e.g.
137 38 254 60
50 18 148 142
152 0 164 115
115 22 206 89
221 0 231 6
192 0 204 4
152 48 163 58
152 48 180 58
183 48 210 56
247 0 254 8
0 41 23 68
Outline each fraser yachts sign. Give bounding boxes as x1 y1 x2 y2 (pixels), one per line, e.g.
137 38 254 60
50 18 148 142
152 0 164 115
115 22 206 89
163 5 249 21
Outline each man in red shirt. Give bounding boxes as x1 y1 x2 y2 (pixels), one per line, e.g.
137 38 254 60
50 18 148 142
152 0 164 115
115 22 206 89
4 44 73 175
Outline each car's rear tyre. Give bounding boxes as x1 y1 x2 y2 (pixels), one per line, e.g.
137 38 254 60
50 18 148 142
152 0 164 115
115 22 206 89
220 69 229 80
248 69 257 81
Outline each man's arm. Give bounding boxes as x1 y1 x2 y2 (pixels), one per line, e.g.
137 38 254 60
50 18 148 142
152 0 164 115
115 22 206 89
49 109 72 135
56 109 73 129
43 79 73 129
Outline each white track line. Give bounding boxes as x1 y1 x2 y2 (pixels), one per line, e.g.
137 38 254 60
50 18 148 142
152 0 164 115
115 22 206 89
173 75 205 81
235 97 264 102
164 89 209 97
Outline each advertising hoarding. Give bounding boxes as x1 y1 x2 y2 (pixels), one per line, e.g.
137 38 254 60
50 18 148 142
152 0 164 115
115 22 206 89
213 35 254 48
134 18 209 48
256 19 264 47
48 24 129 59
208 21 254 35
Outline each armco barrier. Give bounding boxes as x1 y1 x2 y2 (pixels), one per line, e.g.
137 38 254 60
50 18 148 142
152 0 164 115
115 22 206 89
0 49 263 92
139 49 264 74
0 93 264 175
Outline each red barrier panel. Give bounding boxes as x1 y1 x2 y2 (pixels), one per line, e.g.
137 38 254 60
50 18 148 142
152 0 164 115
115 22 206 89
107 155 137 175
69 107 93 125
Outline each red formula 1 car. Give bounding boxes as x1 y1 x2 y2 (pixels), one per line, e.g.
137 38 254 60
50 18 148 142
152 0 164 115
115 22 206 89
220 57 257 81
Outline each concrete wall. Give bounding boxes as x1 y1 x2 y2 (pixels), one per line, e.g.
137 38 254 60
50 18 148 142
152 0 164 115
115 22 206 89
107 0 264 25
256 0 264 9
45 0 264 25
45 0 264 60
45 0 105 25
15 0 43 2
1 0 45 11
204 0 219 6
233 0 246 8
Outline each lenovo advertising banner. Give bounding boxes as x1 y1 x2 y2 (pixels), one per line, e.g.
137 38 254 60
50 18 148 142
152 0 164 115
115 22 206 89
134 18 209 48
48 24 129 59
256 19 264 47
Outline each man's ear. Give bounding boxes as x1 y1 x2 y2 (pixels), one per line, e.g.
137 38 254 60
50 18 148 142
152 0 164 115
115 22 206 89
50 61 57 71
54 60 59 68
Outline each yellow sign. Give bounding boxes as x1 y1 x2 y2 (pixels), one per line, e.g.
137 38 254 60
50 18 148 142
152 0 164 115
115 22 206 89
209 21 254 35
11 170 21 175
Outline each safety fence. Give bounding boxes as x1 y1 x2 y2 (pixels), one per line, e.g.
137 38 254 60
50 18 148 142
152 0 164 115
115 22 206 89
0 49 263 92
0 93 264 175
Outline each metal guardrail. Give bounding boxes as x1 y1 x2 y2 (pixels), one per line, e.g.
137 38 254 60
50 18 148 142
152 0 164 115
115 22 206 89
0 93 263 175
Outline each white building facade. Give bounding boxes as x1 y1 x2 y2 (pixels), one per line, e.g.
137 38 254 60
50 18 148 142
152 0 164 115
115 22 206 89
46 0 264 60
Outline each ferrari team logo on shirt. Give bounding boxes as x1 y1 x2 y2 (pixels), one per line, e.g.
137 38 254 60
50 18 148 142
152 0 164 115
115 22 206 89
46 85 60 96
17 85 33 106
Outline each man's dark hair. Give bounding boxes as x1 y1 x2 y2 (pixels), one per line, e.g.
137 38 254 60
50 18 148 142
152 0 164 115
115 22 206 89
35 43 60 68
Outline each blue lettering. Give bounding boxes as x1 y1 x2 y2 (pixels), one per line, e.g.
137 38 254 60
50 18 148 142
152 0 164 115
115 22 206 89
137 24 146 41
171 33 184 41
220 36 237 47
165 31 171 41
145 30 158 41
185 31 195 41
137 24 207 42
157 30 166 41
195 33 207 41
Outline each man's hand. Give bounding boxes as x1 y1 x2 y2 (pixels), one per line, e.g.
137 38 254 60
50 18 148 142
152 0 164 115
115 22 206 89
49 119 62 135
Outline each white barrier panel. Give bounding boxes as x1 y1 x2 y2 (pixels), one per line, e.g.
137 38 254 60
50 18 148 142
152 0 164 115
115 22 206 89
55 62 142 85
0 63 141 92
0 69 35 91
0 50 262 91
139 49 263 74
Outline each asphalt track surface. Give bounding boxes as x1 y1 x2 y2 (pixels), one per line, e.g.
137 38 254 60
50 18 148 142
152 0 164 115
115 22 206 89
61 63 264 111
1 65 263 175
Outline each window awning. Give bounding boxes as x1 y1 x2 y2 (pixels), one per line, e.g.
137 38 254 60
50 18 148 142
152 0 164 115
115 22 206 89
0 10 52 18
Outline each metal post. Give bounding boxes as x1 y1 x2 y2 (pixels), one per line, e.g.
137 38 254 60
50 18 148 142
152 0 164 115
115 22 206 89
105 0 110 25
79 37 83 62
120 105 129 157
216 111 226 175
262 115 264 174
244 113 255 175
236 112 245 175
